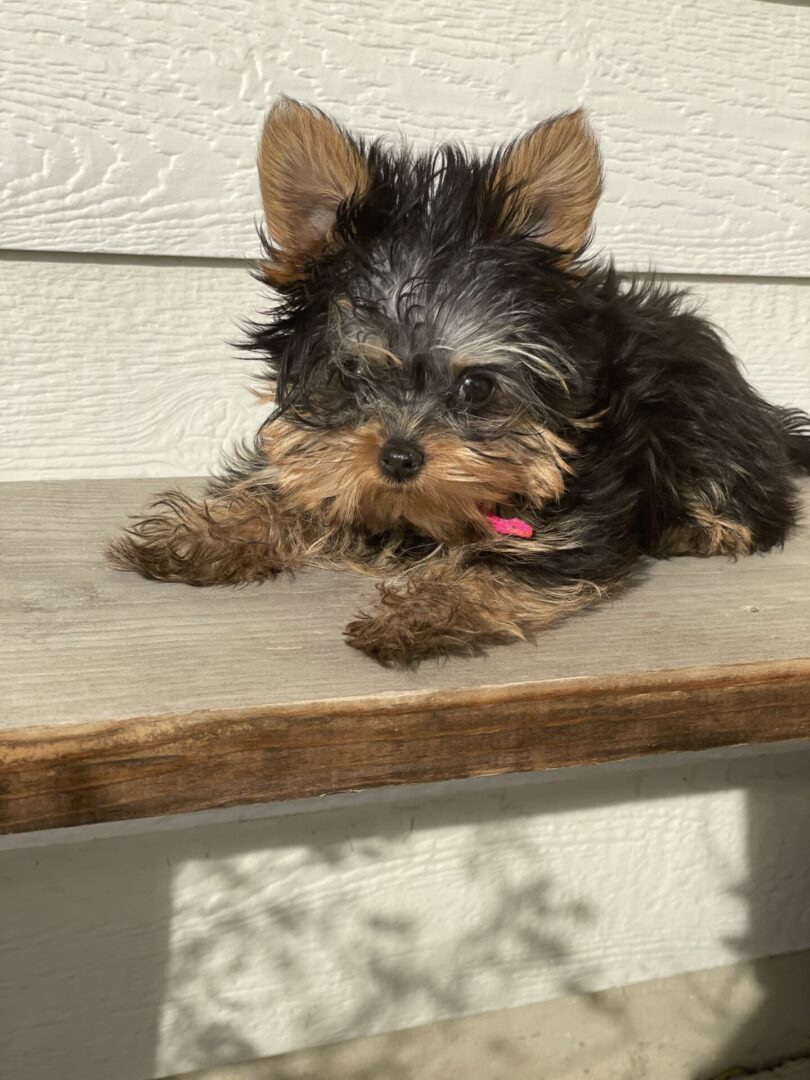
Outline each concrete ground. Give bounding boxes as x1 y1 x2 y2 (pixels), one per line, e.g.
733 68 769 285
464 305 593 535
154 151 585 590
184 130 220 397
171 950 810 1080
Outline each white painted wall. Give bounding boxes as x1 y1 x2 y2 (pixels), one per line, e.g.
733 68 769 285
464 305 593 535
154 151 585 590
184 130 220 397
1 0 808 484
1 0 808 272
1 1 808 1077
2 746 810 1080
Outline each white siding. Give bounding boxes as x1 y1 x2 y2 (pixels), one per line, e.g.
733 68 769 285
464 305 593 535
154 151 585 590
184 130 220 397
2 258 259 481
2 748 810 1080
0 0 808 272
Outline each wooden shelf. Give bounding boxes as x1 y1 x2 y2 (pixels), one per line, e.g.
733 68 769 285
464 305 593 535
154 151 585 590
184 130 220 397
2 478 809 835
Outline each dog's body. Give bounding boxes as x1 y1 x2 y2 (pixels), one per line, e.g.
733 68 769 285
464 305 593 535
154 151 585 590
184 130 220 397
110 100 809 664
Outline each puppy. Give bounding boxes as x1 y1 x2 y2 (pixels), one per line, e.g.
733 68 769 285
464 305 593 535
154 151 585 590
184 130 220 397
110 99 810 664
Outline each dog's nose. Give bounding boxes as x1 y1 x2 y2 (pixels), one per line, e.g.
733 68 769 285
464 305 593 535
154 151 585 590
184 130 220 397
378 438 424 481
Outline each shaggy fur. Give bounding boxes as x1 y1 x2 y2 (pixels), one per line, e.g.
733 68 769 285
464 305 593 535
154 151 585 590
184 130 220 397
109 98 810 665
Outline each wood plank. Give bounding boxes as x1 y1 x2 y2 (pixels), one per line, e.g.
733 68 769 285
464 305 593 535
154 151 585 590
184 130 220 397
3 257 808 483
3 660 810 834
1 478 808 833
0 1 808 273
4 478 809 727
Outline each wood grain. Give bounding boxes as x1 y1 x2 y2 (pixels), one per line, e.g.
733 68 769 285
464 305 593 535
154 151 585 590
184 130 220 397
1 478 808 834
2 257 808 482
3 660 810 834
1 257 262 482
0 0 807 272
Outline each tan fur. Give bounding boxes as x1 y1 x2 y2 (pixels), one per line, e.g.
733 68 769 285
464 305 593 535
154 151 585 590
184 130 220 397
257 419 572 544
107 489 306 585
656 491 755 558
344 557 602 665
109 425 604 661
257 98 369 282
339 337 405 370
494 109 602 255
110 479 603 664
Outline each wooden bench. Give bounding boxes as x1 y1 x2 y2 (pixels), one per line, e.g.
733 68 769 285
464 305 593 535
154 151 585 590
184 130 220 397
2 477 809 835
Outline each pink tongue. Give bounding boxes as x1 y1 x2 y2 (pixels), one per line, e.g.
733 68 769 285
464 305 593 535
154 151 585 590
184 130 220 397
483 511 533 539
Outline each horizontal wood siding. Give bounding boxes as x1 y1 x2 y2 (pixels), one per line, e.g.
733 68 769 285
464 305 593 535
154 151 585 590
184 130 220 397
1 0 808 272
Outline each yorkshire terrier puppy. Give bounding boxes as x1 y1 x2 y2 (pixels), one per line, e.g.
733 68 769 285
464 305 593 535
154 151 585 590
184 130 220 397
110 98 809 664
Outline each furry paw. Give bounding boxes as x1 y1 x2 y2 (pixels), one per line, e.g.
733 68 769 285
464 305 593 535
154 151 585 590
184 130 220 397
344 592 489 666
108 491 280 586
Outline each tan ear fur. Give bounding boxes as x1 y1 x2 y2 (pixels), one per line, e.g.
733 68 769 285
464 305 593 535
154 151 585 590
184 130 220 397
258 98 369 273
495 109 603 255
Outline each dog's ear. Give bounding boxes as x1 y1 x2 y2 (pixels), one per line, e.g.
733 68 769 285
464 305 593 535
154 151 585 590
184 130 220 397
257 98 369 275
493 110 602 255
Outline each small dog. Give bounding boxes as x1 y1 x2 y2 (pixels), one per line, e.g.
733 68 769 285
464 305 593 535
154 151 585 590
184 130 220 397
110 98 810 664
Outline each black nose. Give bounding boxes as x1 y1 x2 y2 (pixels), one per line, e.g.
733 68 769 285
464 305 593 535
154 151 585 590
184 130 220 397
378 438 424 481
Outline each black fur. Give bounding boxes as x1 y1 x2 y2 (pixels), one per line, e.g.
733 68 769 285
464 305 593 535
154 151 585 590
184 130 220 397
241 130 809 595
113 104 809 663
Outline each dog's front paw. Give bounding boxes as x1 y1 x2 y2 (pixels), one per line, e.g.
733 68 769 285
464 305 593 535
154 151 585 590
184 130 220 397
344 569 532 665
344 605 486 667
107 491 280 586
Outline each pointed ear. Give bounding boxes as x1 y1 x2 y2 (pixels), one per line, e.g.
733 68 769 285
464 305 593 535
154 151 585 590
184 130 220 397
257 98 369 270
494 110 602 255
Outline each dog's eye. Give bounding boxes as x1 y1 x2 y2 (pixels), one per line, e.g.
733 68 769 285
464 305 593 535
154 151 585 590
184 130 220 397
455 370 495 407
337 358 362 390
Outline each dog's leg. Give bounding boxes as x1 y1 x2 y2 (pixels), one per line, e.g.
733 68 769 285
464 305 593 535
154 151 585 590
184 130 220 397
344 559 602 665
108 485 305 585
653 487 757 558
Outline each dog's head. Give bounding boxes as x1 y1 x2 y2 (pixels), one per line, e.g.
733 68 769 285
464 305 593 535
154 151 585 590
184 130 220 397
249 98 604 542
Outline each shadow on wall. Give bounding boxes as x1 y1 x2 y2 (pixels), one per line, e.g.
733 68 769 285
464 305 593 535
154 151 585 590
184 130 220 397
158 744 810 1078
0 830 172 1080
160 791 600 1073
2 745 810 1080
694 761 810 1080
0 771 594 1080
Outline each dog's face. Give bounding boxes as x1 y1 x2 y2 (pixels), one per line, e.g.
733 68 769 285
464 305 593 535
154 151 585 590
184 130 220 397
250 99 603 542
